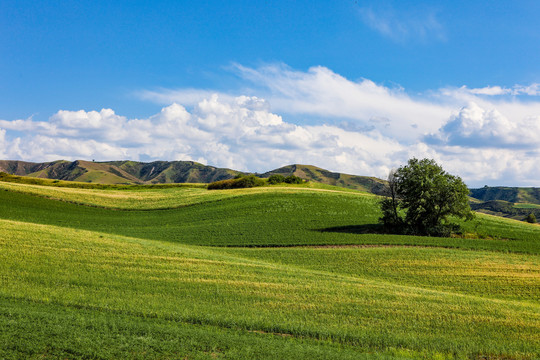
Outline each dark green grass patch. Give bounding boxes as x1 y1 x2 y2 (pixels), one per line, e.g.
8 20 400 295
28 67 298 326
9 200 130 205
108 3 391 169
0 172 205 189
0 189 538 253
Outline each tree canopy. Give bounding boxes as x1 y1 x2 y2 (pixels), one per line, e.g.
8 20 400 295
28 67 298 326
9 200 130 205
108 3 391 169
380 158 473 236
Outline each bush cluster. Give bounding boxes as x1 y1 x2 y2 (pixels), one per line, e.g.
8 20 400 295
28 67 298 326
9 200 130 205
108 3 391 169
208 174 265 190
267 174 304 185
267 174 286 184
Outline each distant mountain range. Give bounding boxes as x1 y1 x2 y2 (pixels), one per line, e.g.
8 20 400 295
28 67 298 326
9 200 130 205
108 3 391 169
1 160 538 207
0 160 387 194
0 160 240 185
469 186 540 205
469 186 540 221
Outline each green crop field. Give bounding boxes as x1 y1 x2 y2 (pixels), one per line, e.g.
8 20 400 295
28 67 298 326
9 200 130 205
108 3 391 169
515 203 540 209
1 180 539 359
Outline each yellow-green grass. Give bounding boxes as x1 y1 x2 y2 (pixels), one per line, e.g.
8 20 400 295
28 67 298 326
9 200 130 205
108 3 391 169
514 203 540 209
223 246 540 301
0 172 205 189
1 183 539 358
0 178 366 210
70 169 133 184
1 219 538 359
0 181 217 209
462 212 540 243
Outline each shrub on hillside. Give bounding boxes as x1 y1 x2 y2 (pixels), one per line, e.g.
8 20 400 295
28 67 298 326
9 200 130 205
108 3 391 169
268 174 286 185
235 174 265 188
284 175 304 184
208 174 264 190
526 213 537 224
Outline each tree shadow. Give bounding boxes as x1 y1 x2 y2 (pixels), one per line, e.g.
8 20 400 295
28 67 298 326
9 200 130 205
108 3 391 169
315 224 385 234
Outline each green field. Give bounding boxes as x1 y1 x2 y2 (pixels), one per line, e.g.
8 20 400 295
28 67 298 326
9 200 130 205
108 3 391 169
1 181 539 359
514 203 540 209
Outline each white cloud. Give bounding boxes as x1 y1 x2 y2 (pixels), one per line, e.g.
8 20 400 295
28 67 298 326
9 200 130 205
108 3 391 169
140 66 540 152
358 5 445 43
513 83 540 96
137 88 235 106
156 63 453 143
132 65 540 186
0 129 8 159
419 145 540 187
0 95 406 180
453 84 540 97
428 102 540 148
467 86 510 96
3 64 540 187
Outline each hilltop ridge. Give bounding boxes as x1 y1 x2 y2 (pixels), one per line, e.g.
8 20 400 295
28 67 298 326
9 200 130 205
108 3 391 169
260 164 387 194
1 160 539 205
0 159 241 185
0 160 387 194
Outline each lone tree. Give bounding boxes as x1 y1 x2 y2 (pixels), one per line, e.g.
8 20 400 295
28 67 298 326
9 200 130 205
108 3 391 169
380 158 473 236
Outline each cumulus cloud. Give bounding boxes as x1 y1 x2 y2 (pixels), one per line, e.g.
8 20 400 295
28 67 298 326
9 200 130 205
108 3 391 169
154 63 454 143
417 145 540 187
0 95 406 179
133 64 540 186
428 102 540 148
3 64 540 186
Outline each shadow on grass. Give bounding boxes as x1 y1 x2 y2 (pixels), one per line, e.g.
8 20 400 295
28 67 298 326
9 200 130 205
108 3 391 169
315 224 385 234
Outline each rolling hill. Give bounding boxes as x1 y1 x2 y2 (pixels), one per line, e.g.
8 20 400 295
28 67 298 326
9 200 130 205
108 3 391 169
468 186 540 221
0 160 388 194
1 159 539 205
469 186 540 205
0 159 241 185
0 180 538 359
259 164 388 194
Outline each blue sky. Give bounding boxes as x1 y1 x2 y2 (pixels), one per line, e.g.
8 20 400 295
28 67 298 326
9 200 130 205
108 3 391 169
1 1 540 186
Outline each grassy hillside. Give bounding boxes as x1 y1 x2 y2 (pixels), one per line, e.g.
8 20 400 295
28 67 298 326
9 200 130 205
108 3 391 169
471 200 540 222
0 159 69 176
469 186 540 222
1 180 539 359
0 160 387 193
260 164 388 194
0 182 538 251
111 160 241 183
470 186 540 205
0 159 242 185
